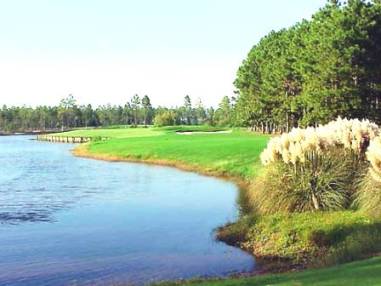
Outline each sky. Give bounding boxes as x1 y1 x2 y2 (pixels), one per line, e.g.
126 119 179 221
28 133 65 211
0 0 327 108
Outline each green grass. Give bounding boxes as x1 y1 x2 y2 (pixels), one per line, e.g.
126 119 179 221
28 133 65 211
84 128 269 180
218 211 381 266
158 256 381 286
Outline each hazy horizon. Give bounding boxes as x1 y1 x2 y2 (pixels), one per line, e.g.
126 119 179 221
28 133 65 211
0 0 326 108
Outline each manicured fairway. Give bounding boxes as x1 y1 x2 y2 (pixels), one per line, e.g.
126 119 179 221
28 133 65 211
75 128 269 180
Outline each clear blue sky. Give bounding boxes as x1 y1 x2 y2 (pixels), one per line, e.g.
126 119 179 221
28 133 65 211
0 0 327 107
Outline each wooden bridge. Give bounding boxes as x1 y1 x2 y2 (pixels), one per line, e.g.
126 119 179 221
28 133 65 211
36 135 93 143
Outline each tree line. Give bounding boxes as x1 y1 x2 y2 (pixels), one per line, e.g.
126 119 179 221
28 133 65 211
0 94 234 132
233 0 381 133
4 1 381 133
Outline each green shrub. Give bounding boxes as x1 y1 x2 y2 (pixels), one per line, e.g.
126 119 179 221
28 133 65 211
250 150 366 214
255 118 377 214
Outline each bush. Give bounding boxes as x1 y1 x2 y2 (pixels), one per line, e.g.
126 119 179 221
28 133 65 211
250 152 362 214
255 118 378 214
221 118 381 269
153 111 176 127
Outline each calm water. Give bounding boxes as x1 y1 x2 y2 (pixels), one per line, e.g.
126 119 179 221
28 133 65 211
0 136 255 286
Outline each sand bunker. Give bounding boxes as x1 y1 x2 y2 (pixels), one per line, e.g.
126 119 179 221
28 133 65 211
176 130 232 135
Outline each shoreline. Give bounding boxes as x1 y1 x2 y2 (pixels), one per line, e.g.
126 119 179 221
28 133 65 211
72 143 251 192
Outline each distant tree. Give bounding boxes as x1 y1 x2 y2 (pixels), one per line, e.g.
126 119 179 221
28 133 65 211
205 107 215 126
122 103 132 126
233 0 381 131
195 98 207 124
58 94 77 130
182 95 193 125
215 96 232 126
96 105 111 126
141 95 153 126
130 94 141 126
153 110 176 126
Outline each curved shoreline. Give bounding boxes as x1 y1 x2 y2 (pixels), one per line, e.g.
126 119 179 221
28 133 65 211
72 143 266 277
72 143 251 192
72 143 271 280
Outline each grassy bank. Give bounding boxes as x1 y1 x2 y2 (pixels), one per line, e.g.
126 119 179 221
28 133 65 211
218 211 381 268
158 256 381 286
71 127 269 181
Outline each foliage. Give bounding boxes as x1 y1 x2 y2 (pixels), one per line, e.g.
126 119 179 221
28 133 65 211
130 94 141 126
256 118 378 213
0 94 221 132
250 156 356 214
3 1 381 135
214 96 233 126
234 0 381 131
141 95 154 126
153 111 177 127
58 94 77 129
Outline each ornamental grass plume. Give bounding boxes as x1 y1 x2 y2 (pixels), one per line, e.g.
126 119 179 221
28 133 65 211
356 136 381 217
324 117 379 154
255 118 379 214
260 118 379 166
366 137 381 183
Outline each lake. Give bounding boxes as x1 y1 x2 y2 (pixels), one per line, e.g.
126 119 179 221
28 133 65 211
0 136 255 285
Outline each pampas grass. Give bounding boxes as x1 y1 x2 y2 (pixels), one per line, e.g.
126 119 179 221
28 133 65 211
355 173 381 217
254 118 378 214
260 118 379 166
252 150 356 214
355 137 381 217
